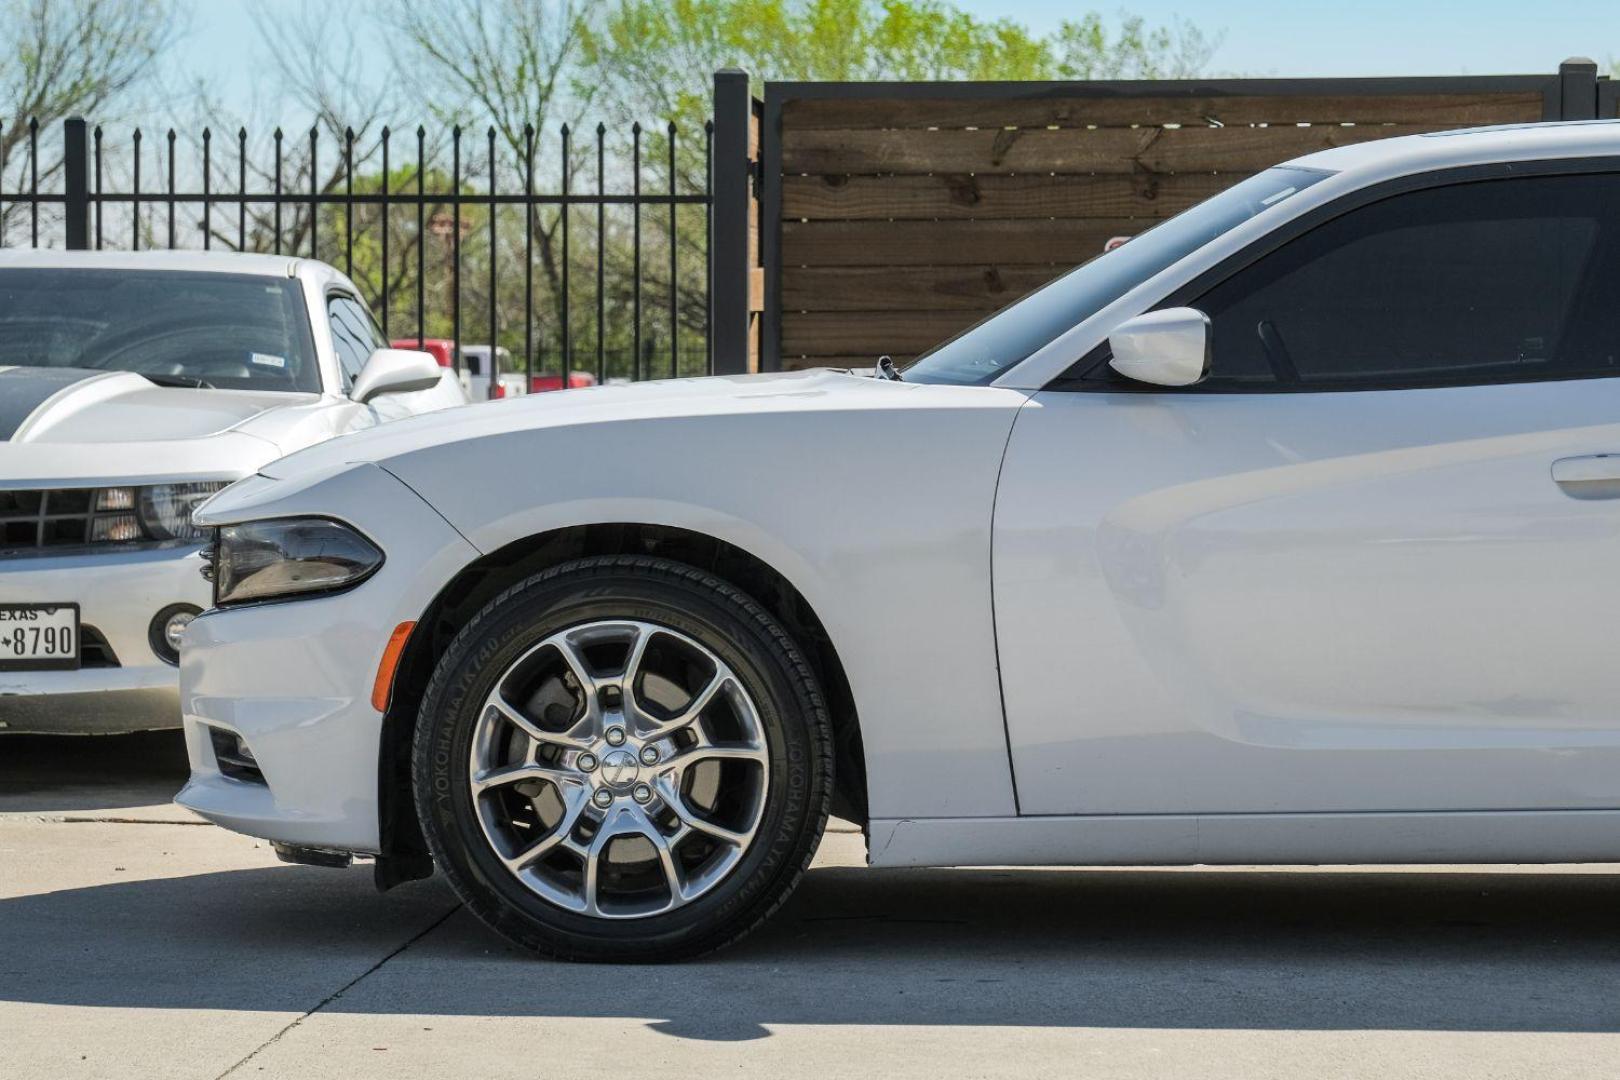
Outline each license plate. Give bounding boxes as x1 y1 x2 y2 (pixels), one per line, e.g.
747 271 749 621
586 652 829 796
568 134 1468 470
0 604 80 671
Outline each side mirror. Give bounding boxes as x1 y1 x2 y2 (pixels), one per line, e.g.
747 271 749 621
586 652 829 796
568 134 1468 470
350 348 444 403
1107 307 1210 388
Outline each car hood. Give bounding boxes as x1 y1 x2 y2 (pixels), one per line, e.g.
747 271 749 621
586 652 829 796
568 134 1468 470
0 366 309 485
0 366 301 444
259 369 917 479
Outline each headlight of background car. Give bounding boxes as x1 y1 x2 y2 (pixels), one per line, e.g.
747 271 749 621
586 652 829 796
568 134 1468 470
137 482 228 541
212 518 384 606
88 482 228 543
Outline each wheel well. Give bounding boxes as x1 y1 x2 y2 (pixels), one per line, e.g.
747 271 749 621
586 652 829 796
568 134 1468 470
376 524 867 880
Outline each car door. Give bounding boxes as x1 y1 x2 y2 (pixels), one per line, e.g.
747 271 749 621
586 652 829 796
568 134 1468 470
993 167 1620 817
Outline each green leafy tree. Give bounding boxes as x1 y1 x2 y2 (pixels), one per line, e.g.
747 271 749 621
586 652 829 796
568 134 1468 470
584 0 1217 129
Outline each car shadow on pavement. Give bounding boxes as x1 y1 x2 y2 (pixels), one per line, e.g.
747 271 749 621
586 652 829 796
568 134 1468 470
3 857 1620 1038
0 731 188 814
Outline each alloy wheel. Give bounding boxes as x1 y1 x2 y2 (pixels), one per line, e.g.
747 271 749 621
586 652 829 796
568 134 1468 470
467 619 770 919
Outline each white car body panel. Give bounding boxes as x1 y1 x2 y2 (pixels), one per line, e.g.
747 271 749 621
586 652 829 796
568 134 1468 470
994 379 1620 817
177 120 1620 869
0 251 467 733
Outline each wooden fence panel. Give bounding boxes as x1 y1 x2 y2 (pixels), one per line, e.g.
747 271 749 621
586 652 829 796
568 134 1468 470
765 75 1568 371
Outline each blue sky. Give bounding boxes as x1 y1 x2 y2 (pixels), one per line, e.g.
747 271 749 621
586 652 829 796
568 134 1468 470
187 0 1612 116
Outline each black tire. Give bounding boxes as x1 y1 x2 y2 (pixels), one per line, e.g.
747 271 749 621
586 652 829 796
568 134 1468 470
412 554 832 962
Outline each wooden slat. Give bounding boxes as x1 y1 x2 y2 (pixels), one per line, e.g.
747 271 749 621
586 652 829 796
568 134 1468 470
782 172 1242 221
782 310 989 357
783 219 1140 266
782 123 1441 176
748 267 765 312
781 91 1546 130
784 264 1063 311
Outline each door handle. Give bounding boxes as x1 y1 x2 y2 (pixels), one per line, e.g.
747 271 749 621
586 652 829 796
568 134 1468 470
1552 454 1620 500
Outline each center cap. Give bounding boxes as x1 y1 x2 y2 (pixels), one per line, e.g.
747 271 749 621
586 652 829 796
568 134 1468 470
599 749 640 789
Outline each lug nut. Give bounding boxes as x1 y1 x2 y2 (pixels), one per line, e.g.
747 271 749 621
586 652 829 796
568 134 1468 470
639 746 660 765
605 727 627 747
592 788 614 809
576 752 598 772
631 783 653 804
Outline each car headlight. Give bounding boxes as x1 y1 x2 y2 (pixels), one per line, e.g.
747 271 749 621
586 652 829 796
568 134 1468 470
138 482 228 541
212 517 384 606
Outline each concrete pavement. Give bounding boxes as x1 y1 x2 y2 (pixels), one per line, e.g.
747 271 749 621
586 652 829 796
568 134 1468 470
4 733 1620 1078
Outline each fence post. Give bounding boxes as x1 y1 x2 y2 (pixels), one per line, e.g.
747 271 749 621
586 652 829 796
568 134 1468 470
63 116 90 250
1559 57 1599 120
711 69 752 376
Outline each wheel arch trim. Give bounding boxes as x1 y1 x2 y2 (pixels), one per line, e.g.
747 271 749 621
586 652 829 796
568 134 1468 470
375 516 868 882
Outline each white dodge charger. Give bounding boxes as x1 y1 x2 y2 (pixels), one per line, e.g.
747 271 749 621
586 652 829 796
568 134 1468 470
0 251 465 734
180 121 1620 961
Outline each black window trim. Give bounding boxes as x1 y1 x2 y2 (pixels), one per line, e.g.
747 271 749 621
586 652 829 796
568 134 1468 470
1048 154 1620 395
324 288 386 390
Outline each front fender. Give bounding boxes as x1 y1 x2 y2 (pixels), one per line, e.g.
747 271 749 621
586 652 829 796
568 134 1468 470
381 398 1027 821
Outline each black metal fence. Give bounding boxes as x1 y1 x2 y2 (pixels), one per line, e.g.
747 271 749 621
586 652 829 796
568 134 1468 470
0 72 758 389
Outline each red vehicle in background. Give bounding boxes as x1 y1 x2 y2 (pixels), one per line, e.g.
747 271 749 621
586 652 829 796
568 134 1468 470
391 338 598 398
529 371 599 392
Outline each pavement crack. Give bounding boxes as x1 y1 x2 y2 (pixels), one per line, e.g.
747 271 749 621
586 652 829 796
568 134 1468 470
213 901 462 1079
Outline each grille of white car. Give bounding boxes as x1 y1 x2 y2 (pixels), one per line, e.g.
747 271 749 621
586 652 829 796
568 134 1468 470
0 488 128 552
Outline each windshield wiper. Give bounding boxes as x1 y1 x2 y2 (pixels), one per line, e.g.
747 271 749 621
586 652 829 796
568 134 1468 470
141 373 216 389
873 355 903 382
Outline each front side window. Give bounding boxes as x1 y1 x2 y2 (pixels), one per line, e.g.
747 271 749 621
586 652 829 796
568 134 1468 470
1188 172 1620 390
902 166 1331 386
0 269 319 391
327 293 385 387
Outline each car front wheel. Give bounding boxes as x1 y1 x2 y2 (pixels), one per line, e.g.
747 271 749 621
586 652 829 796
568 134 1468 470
413 555 832 961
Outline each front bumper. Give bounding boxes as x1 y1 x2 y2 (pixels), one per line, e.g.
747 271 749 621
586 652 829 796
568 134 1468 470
0 544 208 734
175 464 480 854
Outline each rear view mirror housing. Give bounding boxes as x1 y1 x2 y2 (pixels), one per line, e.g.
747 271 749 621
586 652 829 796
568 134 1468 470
350 348 445 403
1107 307 1211 388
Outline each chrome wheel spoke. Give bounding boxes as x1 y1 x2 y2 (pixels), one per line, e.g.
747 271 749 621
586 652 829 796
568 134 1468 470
654 775 753 847
504 786 589 871
471 762 579 794
647 827 689 904
579 830 609 917
547 630 601 701
667 741 768 769
619 625 654 699
488 694 592 751
638 668 732 741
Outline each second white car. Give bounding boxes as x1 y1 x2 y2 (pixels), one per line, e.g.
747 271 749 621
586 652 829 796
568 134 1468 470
0 251 467 733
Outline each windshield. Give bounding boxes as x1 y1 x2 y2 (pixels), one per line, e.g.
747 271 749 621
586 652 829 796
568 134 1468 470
0 269 320 392
902 166 1333 385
